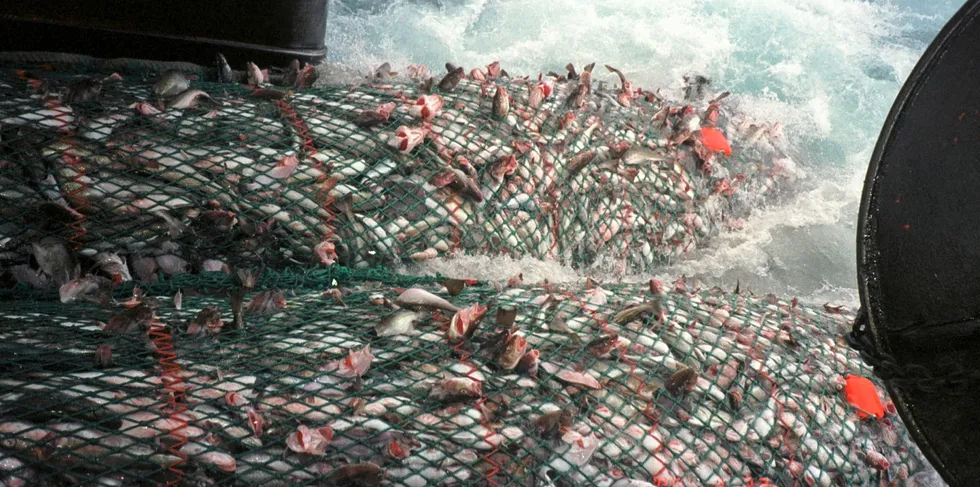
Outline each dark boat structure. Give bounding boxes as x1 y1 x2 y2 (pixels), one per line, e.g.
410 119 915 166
855 0 980 485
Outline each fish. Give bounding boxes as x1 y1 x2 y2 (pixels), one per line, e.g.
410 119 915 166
429 377 483 402
578 62 596 93
665 367 699 396
298 63 318 87
354 102 396 129
448 304 487 342
566 63 579 80
612 299 663 324
32 236 79 286
493 86 510 118
565 83 588 108
605 64 634 105
166 89 214 109
188 306 223 336
94 252 132 282
282 59 301 87
395 288 460 313
286 424 334 455
64 78 102 104
153 70 191 98
376 310 422 337
215 53 235 83
246 290 287 314
439 67 466 92
246 62 266 86
496 332 528 370
94 344 113 368
104 302 156 334
59 274 111 304
374 62 397 81
323 345 374 378
516 349 540 377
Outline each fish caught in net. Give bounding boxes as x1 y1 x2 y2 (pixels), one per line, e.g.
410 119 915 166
0 271 926 486
0 57 798 287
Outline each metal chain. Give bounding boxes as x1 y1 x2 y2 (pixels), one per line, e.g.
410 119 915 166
846 309 980 395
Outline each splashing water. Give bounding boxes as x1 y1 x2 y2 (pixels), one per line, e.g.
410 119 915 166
327 0 964 306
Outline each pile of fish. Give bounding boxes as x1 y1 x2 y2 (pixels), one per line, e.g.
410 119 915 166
0 56 801 288
0 274 930 486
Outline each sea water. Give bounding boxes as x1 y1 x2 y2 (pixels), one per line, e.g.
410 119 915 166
325 0 964 307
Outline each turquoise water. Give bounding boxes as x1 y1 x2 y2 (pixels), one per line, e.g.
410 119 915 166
325 0 965 305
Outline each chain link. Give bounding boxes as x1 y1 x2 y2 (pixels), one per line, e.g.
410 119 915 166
846 309 980 395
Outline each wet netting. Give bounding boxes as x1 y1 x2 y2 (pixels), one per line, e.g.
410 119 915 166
0 55 798 277
0 273 927 486
0 54 929 487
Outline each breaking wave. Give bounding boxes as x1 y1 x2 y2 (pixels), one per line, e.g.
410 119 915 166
326 0 963 306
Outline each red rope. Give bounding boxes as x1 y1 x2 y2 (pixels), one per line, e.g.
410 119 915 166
275 100 336 258
147 317 189 486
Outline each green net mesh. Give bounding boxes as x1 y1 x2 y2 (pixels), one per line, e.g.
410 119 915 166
0 58 928 487
0 275 927 486
0 59 795 276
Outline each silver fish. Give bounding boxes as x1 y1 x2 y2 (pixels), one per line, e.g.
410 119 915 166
395 288 460 313
153 70 191 98
376 310 422 337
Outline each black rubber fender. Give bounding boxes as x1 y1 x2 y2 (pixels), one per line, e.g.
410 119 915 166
859 0 980 485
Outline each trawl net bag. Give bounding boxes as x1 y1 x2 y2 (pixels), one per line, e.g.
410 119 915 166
0 58 798 288
0 273 926 486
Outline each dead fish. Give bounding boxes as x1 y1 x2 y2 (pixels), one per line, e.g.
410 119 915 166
373 62 397 81
246 62 266 86
166 89 214 110
439 66 465 92
534 409 574 439
497 332 528 370
448 304 487 342
376 310 422 337
565 83 588 108
153 70 190 98
516 349 540 378
105 303 156 334
429 377 483 402
188 306 223 336
395 288 460 313
578 62 596 93
665 367 698 396
64 78 102 104
59 274 111 305
566 63 579 80
443 278 467 296
612 299 663 324
493 86 510 118
93 252 131 282
215 53 234 83
246 290 286 314
281 59 301 87
32 236 79 286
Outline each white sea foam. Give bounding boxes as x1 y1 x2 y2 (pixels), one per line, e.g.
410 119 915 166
327 0 962 308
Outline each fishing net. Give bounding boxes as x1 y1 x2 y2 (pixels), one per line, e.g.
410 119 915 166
0 273 928 486
0 55 931 487
0 57 798 281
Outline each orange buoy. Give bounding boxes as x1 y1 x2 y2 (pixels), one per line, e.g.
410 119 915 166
700 127 733 156
843 374 886 420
